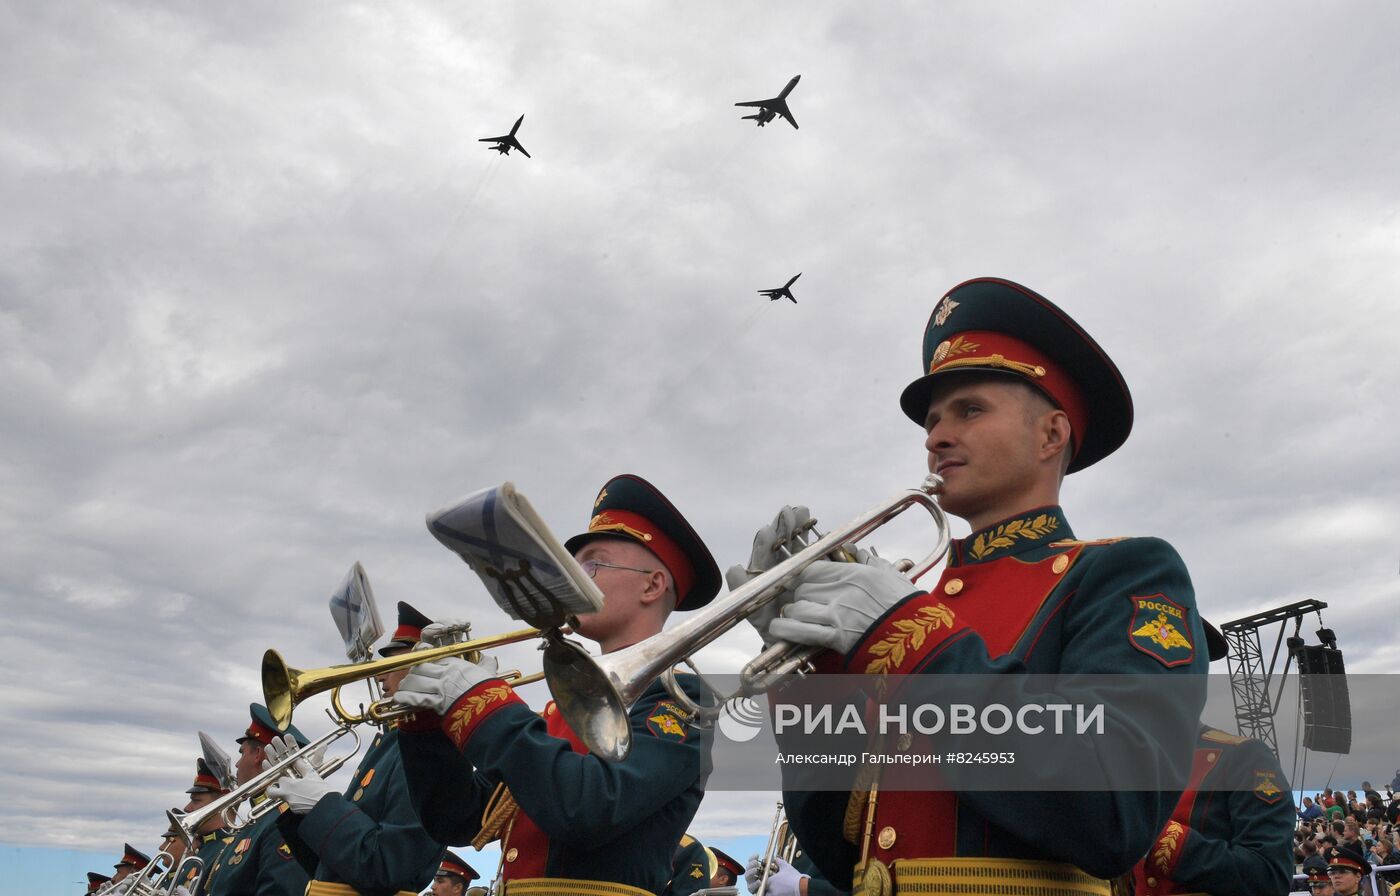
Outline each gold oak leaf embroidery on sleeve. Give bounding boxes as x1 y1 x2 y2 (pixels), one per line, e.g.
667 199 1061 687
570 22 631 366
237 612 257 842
1153 821 1186 874
446 685 513 742
865 604 956 675
969 513 1059 560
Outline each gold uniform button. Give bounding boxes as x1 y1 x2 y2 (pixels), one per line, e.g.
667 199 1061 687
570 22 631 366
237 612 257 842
896 732 913 752
943 578 964 595
1052 555 1069 574
877 825 897 849
505 848 518 862
1146 877 1157 887
1207 752 1217 763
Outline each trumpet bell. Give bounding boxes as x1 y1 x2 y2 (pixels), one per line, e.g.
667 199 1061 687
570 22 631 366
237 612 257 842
262 649 297 732
543 638 633 764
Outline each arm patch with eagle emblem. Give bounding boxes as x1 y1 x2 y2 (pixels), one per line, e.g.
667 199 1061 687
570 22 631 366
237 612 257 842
646 699 690 741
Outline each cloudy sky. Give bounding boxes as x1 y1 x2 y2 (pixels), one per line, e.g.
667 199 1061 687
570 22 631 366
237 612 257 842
3 0 1400 890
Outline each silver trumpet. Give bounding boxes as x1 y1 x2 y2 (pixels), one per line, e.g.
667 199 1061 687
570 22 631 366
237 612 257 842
543 475 950 761
109 851 203 896
108 851 173 896
755 802 800 896
167 723 360 846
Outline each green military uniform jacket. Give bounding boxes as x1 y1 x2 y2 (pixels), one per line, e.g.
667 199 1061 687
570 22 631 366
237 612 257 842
780 507 1209 890
663 835 711 896
1134 726 1295 895
179 828 234 895
278 728 444 895
794 852 847 896
399 674 713 892
203 798 309 896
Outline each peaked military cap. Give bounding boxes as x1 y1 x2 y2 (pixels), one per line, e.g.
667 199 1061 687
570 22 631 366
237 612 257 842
235 702 308 748
564 474 721 611
711 847 744 879
379 600 433 656
437 849 479 883
159 814 181 840
1328 842 1371 875
87 872 112 892
115 843 149 869
186 756 228 795
899 277 1133 473
1203 620 1228 662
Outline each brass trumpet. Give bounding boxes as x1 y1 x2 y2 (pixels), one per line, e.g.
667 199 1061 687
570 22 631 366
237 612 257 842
262 626 542 728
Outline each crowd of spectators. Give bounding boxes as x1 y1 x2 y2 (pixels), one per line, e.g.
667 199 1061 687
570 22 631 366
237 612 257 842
1293 774 1400 892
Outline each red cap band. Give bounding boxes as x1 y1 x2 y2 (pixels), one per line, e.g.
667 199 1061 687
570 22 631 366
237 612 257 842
586 508 694 600
389 622 424 645
244 718 278 747
926 330 1088 455
440 857 472 878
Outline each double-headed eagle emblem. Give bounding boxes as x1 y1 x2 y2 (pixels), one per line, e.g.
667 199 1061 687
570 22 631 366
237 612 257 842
1133 612 1192 650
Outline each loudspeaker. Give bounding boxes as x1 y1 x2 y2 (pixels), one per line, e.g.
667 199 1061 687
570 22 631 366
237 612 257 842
1296 645 1352 754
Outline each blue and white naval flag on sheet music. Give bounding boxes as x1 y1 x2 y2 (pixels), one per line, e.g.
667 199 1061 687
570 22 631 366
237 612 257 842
425 482 604 630
329 561 385 663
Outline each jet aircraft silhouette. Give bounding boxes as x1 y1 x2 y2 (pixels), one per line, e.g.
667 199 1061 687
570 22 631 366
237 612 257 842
759 273 802 303
480 114 530 157
736 75 801 129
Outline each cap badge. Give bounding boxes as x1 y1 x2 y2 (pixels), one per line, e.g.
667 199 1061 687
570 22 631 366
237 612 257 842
593 488 608 509
934 296 959 326
931 335 980 370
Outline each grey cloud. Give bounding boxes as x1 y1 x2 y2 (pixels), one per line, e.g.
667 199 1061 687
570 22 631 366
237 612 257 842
2 0 1398 855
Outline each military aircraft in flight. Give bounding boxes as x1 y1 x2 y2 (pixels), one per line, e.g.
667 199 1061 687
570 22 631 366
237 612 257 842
759 273 802 303
480 114 530 157
736 75 801 129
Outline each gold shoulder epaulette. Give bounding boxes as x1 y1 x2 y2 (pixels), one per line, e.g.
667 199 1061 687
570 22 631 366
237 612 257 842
1050 537 1129 548
1200 728 1249 745
679 834 696 848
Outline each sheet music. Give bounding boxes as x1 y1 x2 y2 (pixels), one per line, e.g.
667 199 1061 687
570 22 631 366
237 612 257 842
426 482 604 629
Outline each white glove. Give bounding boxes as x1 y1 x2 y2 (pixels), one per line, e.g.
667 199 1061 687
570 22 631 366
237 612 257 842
419 617 471 648
393 654 501 716
171 886 193 896
726 505 816 644
263 733 336 814
262 734 313 770
744 854 806 896
258 728 326 772
767 555 916 656
266 772 337 814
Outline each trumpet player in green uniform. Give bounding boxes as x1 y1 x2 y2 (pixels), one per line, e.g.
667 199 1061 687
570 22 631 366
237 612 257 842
394 474 722 896
261 601 446 896
202 705 310 896
173 757 236 895
735 278 1209 896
